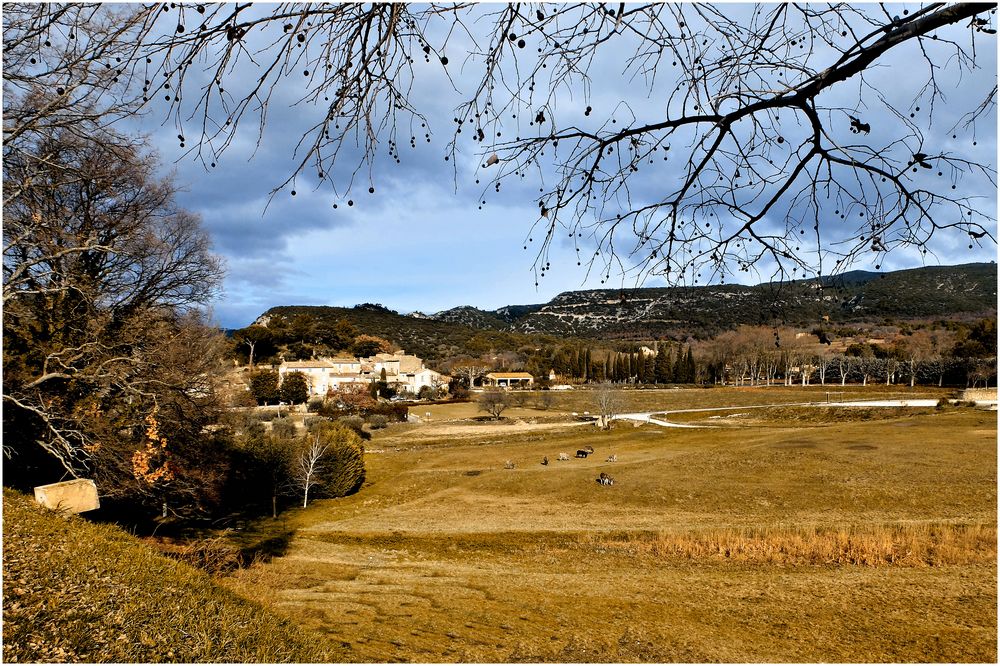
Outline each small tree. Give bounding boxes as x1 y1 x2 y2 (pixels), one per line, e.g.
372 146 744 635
333 382 376 412
293 436 329 508
291 422 365 507
249 371 281 405
243 434 294 519
594 383 625 430
535 391 555 411
280 371 309 406
478 390 511 420
233 325 276 370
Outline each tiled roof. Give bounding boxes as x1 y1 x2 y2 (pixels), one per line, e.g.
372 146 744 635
486 372 534 379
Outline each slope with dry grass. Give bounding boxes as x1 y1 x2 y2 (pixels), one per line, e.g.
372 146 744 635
2 490 341 663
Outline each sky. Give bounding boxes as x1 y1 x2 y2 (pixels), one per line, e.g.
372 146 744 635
125 4 998 329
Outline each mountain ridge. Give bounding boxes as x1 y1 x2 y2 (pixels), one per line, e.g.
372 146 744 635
251 263 996 358
423 262 997 338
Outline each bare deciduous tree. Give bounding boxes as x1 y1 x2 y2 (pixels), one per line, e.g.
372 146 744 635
3 118 223 478
449 358 491 389
478 389 511 420
293 435 330 508
594 382 624 429
5 3 993 285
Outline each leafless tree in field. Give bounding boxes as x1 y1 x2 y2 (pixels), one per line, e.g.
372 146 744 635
478 389 511 419
594 382 624 429
5 2 997 282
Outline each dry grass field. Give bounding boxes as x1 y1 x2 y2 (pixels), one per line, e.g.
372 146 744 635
226 388 996 662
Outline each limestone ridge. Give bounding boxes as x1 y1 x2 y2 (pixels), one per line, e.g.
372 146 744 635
250 263 996 357
427 262 997 337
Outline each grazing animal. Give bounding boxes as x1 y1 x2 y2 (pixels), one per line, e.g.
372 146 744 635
541 456 549 466
576 449 590 458
557 452 570 461
606 454 617 463
504 460 515 470
596 472 615 486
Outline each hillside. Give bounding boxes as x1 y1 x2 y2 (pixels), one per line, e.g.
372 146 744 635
249 263 996 356
254 303 560 360
427 305 511 331
430 262 998 339
2 490 339 663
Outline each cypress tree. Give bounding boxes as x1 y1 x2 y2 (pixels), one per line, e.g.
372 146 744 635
685 346 697 383
644 352 656 383
673 344 685 382
654 344 670 383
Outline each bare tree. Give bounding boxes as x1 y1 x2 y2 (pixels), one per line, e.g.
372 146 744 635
3 117 223 478
449 358 491 389
293 435 329 508
478 389 511 420
5 3 994 283
290 422 365 507
594 382 624 429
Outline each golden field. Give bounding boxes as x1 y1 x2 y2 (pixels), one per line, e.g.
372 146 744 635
222 387 997 662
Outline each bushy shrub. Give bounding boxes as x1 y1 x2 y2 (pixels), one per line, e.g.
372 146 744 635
255 408 281 422
307 422 366 498
417 386 438 400
303 415 327 431
337 415 365 432
270 417 297 440
365 403 408 422
336 416 370 441
316 403 348 419
317 400 407 424
368 414 388 430
306 397 324 413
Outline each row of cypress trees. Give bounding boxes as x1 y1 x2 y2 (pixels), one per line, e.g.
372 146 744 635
546 344 698 384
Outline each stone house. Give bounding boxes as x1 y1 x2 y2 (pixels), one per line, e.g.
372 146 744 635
483 372 534 388
278 350 448 397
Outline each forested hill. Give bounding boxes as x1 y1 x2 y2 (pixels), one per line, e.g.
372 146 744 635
253 303 554 361
462 262 998 339
252 263 996 354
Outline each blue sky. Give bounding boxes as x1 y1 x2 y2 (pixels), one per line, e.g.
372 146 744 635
127 4 998 328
